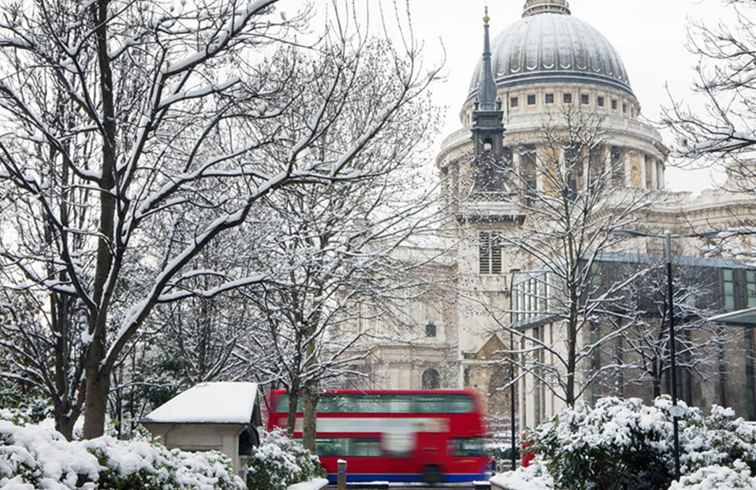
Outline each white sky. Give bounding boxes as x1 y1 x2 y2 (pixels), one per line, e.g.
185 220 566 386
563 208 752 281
282 0 734 192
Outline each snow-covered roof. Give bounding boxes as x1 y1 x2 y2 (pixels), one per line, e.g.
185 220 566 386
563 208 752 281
142 382 259 425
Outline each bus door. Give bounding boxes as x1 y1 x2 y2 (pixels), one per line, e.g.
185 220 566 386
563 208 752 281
414 418 448 472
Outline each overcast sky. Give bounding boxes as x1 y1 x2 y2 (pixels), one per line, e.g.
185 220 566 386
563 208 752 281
281 1 733 192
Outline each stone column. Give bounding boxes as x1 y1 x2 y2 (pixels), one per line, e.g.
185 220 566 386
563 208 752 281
513 148 522 200
639 153 648 190
604 145 612 182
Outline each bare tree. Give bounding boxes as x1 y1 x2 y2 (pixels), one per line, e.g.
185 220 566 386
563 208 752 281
476 108 657 408
0 0 439 438
240 40 443 448
589 259 729 402
662 0 756 187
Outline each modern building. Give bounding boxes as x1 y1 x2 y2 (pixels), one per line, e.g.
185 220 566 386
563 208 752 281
348 0 756 433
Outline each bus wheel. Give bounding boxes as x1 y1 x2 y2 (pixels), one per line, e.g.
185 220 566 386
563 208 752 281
423 465 442 485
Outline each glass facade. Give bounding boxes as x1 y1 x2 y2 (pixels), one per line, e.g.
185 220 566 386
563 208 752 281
748 271 756 308
723 269 735 310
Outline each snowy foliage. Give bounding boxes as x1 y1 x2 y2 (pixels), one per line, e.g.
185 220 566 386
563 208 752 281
528 396 756 490
0 417 244 489
0 402 52 427
669 461 756 490
246 429 324 490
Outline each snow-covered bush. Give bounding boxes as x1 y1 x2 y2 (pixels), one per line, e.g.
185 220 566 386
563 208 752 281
680 404 756 474
529 397 756 490
669 461 756 489
0 417 245 489
246 429 325 490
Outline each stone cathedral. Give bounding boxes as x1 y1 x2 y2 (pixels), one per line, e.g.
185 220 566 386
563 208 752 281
347 0 756 433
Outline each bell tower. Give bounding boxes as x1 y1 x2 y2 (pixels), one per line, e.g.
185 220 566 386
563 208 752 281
471 7 504 160
471 8 507 193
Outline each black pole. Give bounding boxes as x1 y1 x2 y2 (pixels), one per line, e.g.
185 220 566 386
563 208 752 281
509 270 519 471
666 233 681 480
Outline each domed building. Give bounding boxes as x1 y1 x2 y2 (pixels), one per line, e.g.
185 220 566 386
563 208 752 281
350 0 756 434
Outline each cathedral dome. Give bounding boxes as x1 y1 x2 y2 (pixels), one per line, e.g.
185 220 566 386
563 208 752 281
469 1 633 98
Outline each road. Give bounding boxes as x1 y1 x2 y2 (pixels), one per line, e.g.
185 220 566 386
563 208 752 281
327 485 490 490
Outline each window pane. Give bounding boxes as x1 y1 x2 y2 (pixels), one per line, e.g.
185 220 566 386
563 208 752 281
316 438 382 457
450 437 487 456
724 269 733 281
275 394 304 412
316 439 346 456
413 395 447 413
352 439 382 457
446 395 475 413
386 395 413 413
276 395 289 412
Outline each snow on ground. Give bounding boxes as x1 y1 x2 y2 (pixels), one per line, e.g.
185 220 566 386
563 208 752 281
142 382 258 424
490 462 554 490
286 478 329 490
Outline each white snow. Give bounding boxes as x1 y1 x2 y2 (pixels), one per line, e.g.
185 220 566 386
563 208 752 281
669 461 756 489
286 478 329 490
0 417 245 489
142 382 258 424
490 462 554 490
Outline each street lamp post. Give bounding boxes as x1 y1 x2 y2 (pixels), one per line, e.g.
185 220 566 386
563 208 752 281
509 268 521 471
665 233 681 479
617 229 682 479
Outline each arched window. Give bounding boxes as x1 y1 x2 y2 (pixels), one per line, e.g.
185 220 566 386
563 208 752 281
422 368 441 390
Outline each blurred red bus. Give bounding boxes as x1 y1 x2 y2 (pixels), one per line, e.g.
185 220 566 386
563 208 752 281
267 389 491 484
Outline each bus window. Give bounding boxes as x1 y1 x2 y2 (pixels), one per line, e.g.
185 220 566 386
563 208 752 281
385 395 412 413
446 395 475 413
275 392 473 414
352 439 382 457
316 438 382 457
317 438 347 457
412 394 474 413
450 437 487 456
413 395 449 413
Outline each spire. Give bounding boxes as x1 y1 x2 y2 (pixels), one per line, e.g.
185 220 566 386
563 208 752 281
522 0 571 17
477 6 498 112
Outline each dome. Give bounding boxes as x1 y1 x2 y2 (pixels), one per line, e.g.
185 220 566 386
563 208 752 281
469 6 633 98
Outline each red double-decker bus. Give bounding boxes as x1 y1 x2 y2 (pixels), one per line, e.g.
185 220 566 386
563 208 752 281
267 389 491 484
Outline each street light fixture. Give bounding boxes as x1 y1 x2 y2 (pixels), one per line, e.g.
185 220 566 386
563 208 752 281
509 267 521 471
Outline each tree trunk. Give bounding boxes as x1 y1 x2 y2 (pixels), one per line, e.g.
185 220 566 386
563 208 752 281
82 361 110 438
302 383 319 452
55 409 76 441
286 384 300 436
652 361 661 398
566 317 578 407
82 0 118 439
